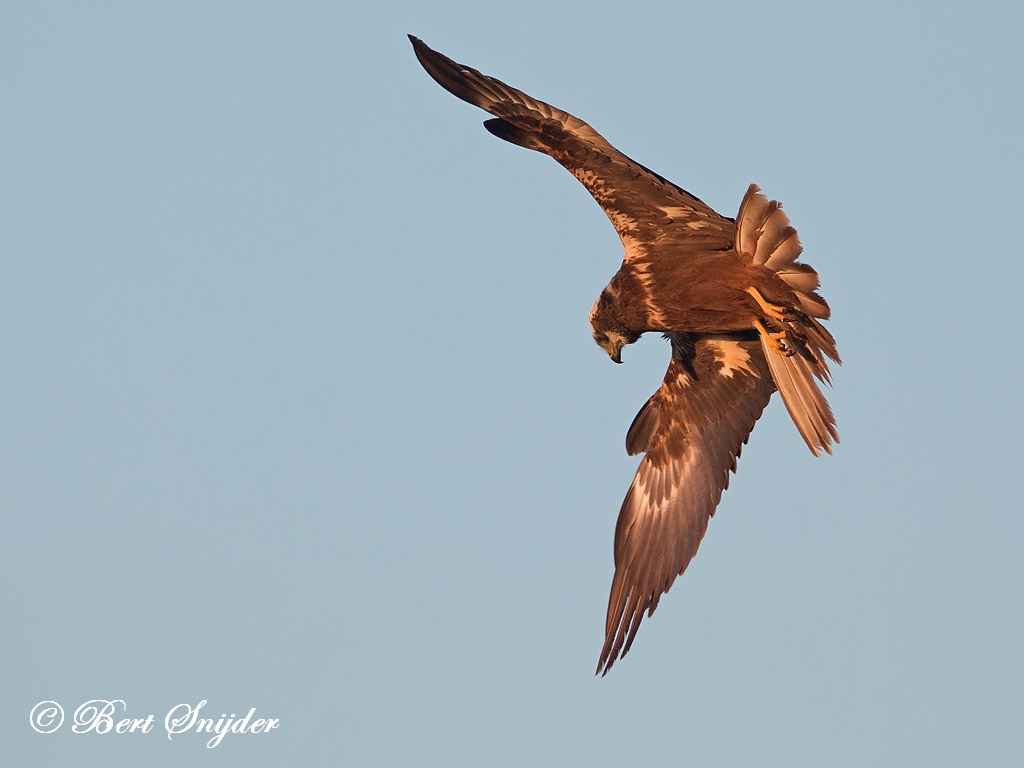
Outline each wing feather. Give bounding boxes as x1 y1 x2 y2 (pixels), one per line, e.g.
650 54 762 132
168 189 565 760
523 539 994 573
598 334 775 675
410 36 735 257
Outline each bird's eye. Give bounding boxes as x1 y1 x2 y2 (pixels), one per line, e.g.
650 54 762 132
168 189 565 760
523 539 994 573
595 333 608 345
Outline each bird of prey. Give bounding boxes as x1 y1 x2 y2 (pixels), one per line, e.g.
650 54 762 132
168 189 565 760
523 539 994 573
410 35 839 675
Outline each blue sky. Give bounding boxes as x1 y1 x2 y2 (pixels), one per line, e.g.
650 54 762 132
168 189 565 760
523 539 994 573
2 2 1023 765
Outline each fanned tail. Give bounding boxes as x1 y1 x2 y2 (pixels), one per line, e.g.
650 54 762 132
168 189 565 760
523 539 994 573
736 184 840 455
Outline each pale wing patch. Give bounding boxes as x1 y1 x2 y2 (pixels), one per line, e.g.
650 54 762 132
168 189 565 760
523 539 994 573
571 167 643 251
631 260 669 327
658 206 717 228
705 339 758 379
672 369 691 389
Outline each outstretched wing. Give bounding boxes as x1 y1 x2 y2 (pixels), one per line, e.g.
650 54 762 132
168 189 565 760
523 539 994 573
410 36 735 258
598 333 775 675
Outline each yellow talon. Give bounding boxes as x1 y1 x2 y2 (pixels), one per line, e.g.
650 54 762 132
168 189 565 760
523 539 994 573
752 318 796 357
746 286 795 324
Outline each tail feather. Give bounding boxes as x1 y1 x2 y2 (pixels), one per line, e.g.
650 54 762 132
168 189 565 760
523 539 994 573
737 184 800 268
764 231 802 271
736 189 770 258
775 263 818 292
737 185 829 318
803 316 840 372
736 183 840 455
775 264 832 320
796 293 831 320
759 338 838 456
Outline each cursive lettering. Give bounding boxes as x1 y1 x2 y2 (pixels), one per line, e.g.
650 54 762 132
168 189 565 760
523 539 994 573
163 701 279 748
73 700 126 734
31 698 276 748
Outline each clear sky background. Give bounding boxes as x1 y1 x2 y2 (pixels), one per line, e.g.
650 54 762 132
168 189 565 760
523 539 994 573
2 1 1022 766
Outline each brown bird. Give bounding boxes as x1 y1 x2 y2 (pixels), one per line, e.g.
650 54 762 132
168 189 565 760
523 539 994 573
410 36 839 675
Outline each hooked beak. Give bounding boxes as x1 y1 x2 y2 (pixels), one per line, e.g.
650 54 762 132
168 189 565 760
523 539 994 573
610 347 623 364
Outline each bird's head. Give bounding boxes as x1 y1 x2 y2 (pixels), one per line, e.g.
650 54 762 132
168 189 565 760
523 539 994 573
589 292 640 364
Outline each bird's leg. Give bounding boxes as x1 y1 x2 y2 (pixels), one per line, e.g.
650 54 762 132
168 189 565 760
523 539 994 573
752 318 796 357
746 286 796 324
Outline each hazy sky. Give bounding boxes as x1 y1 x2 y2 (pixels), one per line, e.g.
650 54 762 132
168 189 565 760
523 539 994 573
3 2 1023 766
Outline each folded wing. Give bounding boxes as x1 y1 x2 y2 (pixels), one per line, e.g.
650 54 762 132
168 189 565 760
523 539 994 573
410 36 735 257
599 333 774 675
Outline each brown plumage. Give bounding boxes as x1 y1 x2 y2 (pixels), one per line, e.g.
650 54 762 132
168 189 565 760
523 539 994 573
410 36 840 675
